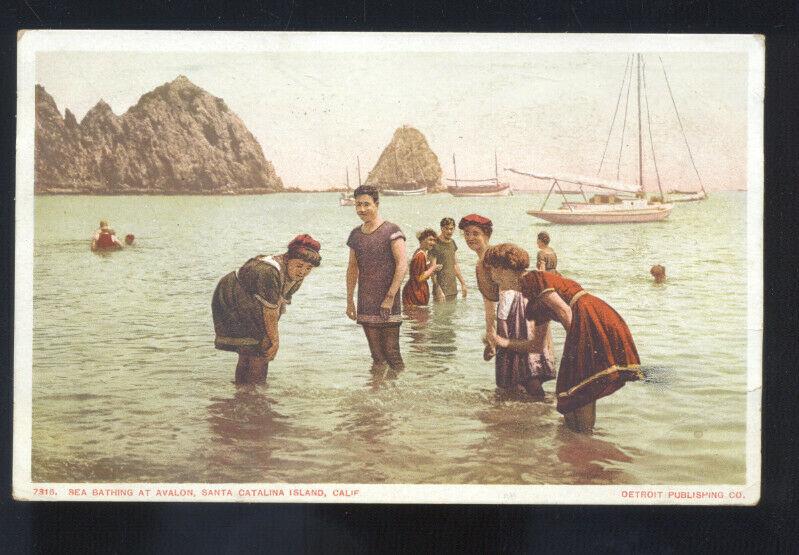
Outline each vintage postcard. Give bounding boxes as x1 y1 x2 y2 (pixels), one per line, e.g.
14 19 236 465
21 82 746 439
14 31 762 504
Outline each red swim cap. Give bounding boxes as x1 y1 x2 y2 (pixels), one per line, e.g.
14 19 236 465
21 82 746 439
458 213 493 229
288 234 321 253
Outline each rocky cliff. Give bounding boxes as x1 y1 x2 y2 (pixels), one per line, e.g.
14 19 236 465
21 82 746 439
35 76 283 194
365 126 443 192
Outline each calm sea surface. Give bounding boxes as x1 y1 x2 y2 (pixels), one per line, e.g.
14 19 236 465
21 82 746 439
31 192 749 484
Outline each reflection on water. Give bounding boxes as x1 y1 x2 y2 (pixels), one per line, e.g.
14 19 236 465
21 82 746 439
207 386 288 443
554 427 635 484
31 193 749 484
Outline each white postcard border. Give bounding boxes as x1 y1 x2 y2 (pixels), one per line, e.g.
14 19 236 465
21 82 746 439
14 31 764 504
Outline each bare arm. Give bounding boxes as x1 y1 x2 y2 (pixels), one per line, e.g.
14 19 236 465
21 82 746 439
429 255 445 300
346 248 358 320
380 238 407 315
491 308 552 354
540 291 572 330
261 306 280 360
454 262 468 297
483 299 497 341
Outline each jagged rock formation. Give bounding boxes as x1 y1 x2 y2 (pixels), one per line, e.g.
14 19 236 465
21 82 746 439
365 126 443 192
35 76 283 194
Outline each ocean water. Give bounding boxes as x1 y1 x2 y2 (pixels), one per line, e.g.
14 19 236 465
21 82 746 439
30 192 750 484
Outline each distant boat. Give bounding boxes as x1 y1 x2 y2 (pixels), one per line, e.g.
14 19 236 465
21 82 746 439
381 184 428 196
446 152 512 197
339 165 355 206
667 189 708 202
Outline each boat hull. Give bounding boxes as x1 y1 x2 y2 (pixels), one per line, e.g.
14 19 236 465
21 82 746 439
527 204 673 224
667 192 707 203
382 187 427 196
448 185 511 197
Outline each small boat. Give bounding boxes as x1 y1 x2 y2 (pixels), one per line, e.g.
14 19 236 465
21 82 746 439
340 159 364 206
666 189 708 203
382 185 428 196
446 152 512 197
339 167 355 206
447 183 511 197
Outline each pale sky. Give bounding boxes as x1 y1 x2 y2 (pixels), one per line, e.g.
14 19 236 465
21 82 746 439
36 50 749 190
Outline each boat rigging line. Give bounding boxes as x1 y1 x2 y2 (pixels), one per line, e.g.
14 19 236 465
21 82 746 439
642 57 666 200
659 55 707 197
616 53 634 180
597 54 632 176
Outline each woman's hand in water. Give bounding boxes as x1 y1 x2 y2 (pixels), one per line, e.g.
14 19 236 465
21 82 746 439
346 300 357 321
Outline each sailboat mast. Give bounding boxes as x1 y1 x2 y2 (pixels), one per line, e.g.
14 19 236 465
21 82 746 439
453 154 459 186
636 53 644 195
494 150 499 182
357 156 362 186
346 167 350 189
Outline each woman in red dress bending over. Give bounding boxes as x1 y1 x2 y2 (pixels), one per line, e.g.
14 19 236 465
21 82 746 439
402 228 443 308
483 243 642 432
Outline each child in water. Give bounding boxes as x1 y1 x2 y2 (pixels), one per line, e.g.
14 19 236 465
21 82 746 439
494 288 556 397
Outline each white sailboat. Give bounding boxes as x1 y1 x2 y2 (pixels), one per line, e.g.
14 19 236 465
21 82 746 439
519 53 704 224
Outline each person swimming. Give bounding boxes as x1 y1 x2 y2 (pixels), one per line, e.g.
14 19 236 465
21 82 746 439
650 264 666 284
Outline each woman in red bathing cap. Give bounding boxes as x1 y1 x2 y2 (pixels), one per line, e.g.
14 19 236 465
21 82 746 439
457 214 496 351
212 234 321 384
458 215 555 398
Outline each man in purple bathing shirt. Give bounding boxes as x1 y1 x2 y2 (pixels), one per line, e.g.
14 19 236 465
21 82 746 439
346 185 408 373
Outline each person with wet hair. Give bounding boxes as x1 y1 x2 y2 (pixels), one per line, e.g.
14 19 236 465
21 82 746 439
484 243 641 432
346 185 408 374
402 228 443 307
430 217 468 301
212 234 321 384
650 264 666 284
536 231 558 273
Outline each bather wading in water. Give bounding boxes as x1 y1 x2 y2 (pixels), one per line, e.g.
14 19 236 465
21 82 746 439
484 243 642 432
346 185 408 375
91 220 124 251
212 234 321 384
458 214 499 361
402 228 443 308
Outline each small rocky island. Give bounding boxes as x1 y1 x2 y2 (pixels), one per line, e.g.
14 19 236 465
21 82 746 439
365 126 444 192
35 76 283 194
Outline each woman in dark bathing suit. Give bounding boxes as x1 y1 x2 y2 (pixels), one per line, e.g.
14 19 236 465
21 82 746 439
212 234 321 384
